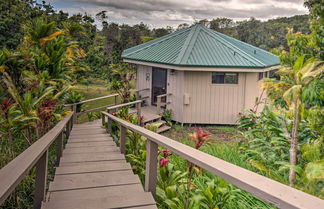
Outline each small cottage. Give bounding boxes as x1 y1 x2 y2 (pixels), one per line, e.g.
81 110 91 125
122 24 279 125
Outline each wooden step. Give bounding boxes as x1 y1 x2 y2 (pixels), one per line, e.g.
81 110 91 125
143 115 162 124
148 120 166 126
55 161 131 175
49 170 139 192
65 141 115 148
43 184 156 209
157 125 171 133
60 152 125 163
63 146 119 154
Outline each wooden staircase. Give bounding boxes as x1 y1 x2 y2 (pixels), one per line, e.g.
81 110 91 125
141 112 171 134
130 106 171 134
42 121 157 209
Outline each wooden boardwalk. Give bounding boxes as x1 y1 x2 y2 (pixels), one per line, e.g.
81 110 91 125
42 121 157 209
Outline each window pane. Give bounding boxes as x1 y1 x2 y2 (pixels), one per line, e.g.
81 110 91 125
212 72 225 84
225 73 238 84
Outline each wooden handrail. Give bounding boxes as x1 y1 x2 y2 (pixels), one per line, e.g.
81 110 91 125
102 112 324 209
135 88 150 100
106 100 142 111
104 100 143 130
0 113 73 208
64 94 119 106
135 88 150 93
157 93 171 114
65 93 119 124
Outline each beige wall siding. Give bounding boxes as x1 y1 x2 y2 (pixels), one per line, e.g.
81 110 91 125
244 72 265 112
136 64 264 124
136 65 152 104
166 70 184 122
183 71 245 124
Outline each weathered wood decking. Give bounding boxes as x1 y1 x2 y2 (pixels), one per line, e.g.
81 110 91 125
42 121 157 209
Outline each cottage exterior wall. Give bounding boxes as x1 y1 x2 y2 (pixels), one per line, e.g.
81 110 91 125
182 71 245 124
136 64 264 125
136 65 152 104
243 72 265 112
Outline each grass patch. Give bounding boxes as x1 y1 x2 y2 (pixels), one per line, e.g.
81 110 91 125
163 124 244 145
72 80 117 123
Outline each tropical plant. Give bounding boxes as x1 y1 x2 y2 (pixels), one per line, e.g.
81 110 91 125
107 63 135 103
263 56 323 185
239 106 290 182
64 91 84 112
162 109 173 126
193 175 237 209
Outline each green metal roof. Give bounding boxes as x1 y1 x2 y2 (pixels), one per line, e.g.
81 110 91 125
122 24 279 68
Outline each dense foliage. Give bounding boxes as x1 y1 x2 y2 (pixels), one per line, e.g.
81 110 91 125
0 0 323 208
238 0 323 198
0 15 85 208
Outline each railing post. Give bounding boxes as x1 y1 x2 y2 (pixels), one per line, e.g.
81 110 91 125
120 126 126 154
135 91 140 100
144 139 158 197
72 104 77 124
56 132 63 166
33 150 48 209
114 95 118 105
65 120 70 138
136 102 141 117
107 110 112 134
157 97 161 114
102 112 106 126
69 116 73 130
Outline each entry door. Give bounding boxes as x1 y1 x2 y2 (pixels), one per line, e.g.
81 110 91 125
151 67 167 105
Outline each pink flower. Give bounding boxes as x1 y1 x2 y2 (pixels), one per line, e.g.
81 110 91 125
160 158 169 167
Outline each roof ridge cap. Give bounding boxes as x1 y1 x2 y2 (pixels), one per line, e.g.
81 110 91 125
175 24 200 64
217 31 276 57
201 27 266 66
122 27 191 57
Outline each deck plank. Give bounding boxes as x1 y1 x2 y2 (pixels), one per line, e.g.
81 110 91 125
59 159 127 167
44 184 156 209
55 161 131 175
63 146 119 154
65 141 115 148
49 170 139 192
60 152 125 163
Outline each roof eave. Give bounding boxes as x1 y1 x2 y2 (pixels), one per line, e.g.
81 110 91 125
123 58 280 72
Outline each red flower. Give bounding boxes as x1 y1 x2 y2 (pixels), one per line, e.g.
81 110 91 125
159 150 172 157
189 128 212 149
160 158 169 167
0 99 12 117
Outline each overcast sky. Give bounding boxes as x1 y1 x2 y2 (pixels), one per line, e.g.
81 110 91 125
45 0 308 28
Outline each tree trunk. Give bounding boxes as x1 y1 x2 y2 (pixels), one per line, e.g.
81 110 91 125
289 100 300 185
